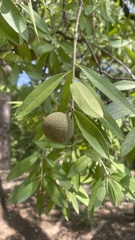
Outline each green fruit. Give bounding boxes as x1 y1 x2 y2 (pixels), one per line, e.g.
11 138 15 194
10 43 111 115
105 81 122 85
43 112 74 143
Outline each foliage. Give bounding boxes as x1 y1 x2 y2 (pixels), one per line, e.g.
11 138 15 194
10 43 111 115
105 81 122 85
1 0 135 219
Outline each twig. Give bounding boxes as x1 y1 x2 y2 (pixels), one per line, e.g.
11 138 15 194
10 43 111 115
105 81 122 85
55 31 135 80
88 41 135 79
82 36 101 72
72 0 83 81
71 0 83 112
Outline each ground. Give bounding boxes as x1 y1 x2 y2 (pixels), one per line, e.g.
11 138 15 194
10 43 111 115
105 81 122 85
1 170 135 240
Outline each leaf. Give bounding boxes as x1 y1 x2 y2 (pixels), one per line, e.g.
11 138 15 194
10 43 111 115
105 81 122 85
121 127 135 156
36 193 44 215
44 178 68 208
6 154 38 181
76 186 89 206
107 179 116 206
111 172 135 192
124 47 135 61
19 4 49 34
108 179 123 206
71 175 80 192
45 200 55 214
114 80 135 91
58 72 72 112
9 64 20 86
88 178 102 216
100 110 123 140
0 0 28 41
8 178 40 204
94 180 106 211
28 0 38 36
0 14 20 44
35 43 54 55
85 83 123 139
16 73 67 118
70 81 103 118
74 110 109 159
68 155 91 178
68 192 79 214
106 97 135 120
78 65 135 114
109 39 129 48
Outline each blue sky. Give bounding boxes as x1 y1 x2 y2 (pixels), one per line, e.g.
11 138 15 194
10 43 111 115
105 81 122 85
17 71 31 86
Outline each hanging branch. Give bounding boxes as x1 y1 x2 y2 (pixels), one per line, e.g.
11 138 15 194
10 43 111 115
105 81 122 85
87 40 135 80
71 0 83 113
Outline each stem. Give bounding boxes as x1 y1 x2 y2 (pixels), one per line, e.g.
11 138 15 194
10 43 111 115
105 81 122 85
71 0 83 111
100 159 110 176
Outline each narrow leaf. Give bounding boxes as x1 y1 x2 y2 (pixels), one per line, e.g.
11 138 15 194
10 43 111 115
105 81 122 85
75 110 109 159
8 179 40 204
78 65 135 114
121 127 135 156
16 73 67 118
88 178 102 216
70 81 103 118
68 192 79 214
114 80 135 91
0 0 28 41
68 155 91 178
6 154 38 181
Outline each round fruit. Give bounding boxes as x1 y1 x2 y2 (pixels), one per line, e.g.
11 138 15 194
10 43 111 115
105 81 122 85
43 112 74 143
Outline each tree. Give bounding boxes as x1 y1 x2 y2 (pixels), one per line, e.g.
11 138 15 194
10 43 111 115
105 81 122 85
1 0 135 219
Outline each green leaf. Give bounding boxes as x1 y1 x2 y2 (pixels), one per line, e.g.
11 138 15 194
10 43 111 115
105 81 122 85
76 186 89 206
28 0 38 36
8 178 40 204
9 64 20 86
36 193 44 215
107 179 116 206
106 97 135 120
19 3 49 34
70 81 103 118
0 0 28 41
44 178 68 208
46 159 72 190
0 14 20 44
109 39 129 48
94 180 106 211
71 175 80 192
16 73 67 118
35 43 54 55
45 200 55 214
58 72 72 112
78 65 135 114
121 127 135 156
74 110 109 159
88 178 102 216
68 155 91 178
124 47 135 61
108 179 123 206
111 172 135 192
114 80 135 91
85 83 123 139
6 154 38 181
68 192 79 214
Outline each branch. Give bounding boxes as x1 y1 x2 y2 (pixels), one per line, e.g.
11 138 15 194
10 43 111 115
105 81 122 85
88 41 135 80
72 0 83 81
70 0 83 113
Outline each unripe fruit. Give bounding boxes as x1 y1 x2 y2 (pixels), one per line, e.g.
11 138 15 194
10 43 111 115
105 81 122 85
43 112 74 143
